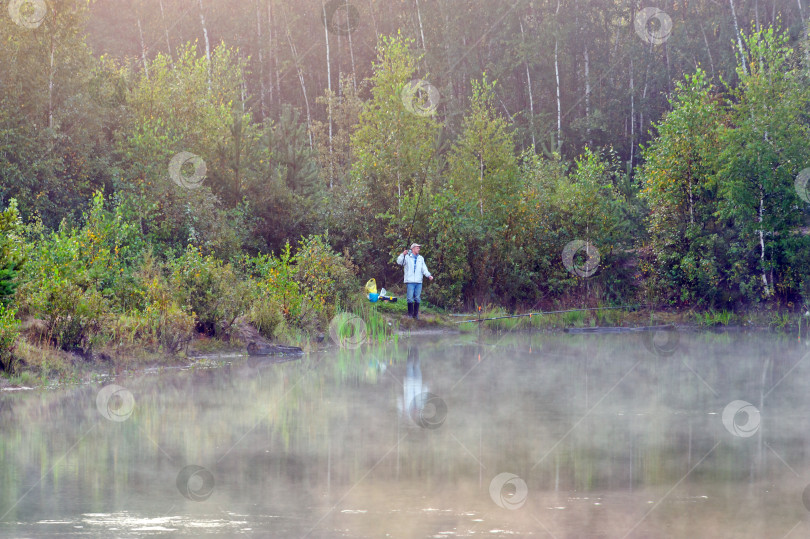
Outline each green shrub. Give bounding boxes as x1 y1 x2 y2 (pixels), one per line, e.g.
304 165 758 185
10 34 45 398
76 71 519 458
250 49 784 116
249 243 304 327
0 200 25 307
0 305 20 372
295 234 358 320
16 215 107 352
244 236 358 338
423 191 473 309
170 245 252 336
137 251 195 350
248 295 285 340
102 251 195 353
34 281 106 352
107 303 194 354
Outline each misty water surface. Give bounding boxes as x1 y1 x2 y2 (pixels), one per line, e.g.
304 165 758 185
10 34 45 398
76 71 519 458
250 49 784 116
2 330 810 537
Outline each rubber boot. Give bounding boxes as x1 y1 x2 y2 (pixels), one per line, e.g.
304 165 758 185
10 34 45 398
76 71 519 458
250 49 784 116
407 302 413 318
413 302 420 320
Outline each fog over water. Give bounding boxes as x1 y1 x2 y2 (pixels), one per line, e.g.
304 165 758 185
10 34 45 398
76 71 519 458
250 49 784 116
2 330 810 537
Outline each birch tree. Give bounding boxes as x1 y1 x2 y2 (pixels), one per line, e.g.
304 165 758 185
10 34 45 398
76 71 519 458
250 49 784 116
639 69 726 304
447 75 518 221
717 27 810 301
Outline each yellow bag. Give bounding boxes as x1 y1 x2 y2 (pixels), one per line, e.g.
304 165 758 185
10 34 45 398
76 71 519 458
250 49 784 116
365 278 377 295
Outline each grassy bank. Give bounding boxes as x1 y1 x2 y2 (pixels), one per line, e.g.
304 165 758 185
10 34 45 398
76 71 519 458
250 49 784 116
3 300 809 389
378 300 810 337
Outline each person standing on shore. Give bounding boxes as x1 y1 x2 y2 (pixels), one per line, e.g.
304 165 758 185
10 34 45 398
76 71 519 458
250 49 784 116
396 243 433 319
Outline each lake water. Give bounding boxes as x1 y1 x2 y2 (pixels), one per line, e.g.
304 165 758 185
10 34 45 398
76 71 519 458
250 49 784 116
2 329 810 538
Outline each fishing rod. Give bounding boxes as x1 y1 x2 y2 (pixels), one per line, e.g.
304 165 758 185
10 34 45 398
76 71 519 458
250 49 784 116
403 135 445 253
405 176 426 250
402 173 422 250
453 304 649 324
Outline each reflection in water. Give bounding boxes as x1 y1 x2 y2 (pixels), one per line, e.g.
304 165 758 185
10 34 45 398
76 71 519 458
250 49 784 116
1 332 810 537
400 346 425 424
399 346 447 430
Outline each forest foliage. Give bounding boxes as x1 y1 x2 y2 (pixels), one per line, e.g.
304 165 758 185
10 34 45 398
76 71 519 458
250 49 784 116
2 0 810 367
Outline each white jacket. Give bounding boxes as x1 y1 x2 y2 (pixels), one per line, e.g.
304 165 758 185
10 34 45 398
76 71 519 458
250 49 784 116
396 252 432 283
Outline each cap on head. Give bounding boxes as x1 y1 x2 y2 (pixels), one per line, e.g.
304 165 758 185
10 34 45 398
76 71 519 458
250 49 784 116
410 243 421 250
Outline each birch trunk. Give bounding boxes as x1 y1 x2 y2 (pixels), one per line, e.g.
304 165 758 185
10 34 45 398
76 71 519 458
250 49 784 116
700 23 715 75
444 7 453 104
688 168 694 224
48 38 55 130
554 0 562 151
240 61 247 111
336 26 342 92
640 40 652 154
759 191 769 294
268 1 279 110
346 0 357 92
498 97 514 122
368 0 379 41
665 39 672 94
463 34 467 101
629 56 635 166
729 0 748 75
198 0 212 91
479 151 484 217
584 46 591 146
256 0 266 120
158 0 172 59
415 0 426 49
137 17 149 81
283 7 313 147
323 0 335 188
233 114 242 196
519 19 536 150
396 139 402 212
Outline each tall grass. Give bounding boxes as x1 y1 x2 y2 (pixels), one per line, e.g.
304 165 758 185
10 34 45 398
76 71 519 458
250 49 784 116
562 310 586 327
331 303 398 347
768 311 792 333
694 309 735 327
